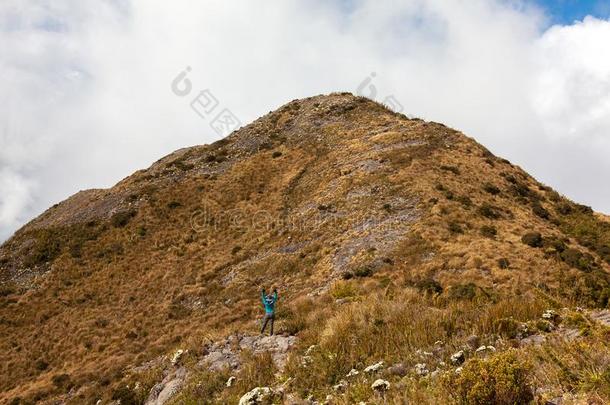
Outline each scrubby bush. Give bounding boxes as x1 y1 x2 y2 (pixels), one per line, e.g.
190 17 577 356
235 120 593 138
478 204 501 220
110 210 136 228
521 232 543 248
493 317 520 338
354 265 374 278
561 248 596 272
480 225 497 238
330 281 358 299
415 278 443 295
448 283 478 300
508 182 532 199
51 373 72 392
555 201 573 215
532 202 550 220
440 165 460 175
111 385 138 405
23 229 62 268
498 258 510 269
456 195 473 207
449 350 533 405
543 236 567 253
483 183 501 195
449 222 464 234
169 158 195 171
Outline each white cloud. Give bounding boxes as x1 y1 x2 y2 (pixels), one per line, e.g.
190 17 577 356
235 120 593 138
0 0 609 241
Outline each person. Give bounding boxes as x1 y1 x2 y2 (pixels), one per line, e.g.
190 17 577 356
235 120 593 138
260 287 278 336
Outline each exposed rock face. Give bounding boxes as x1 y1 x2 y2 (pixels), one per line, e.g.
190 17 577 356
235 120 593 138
200 334 297 372
145 367 187 405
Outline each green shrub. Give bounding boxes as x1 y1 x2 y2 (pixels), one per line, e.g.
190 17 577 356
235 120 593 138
415 278 443 295
456 195 473 207
559 211 610 265
483 183 501 195
508 182 532 199
561 248 596 272
555 202 573 215
440 165 460 175
543 237 567 253
449 350 533 405
110 210 136 228
480 225 497 238
448 283 478 300
532 203 550 220
111 385 138 405
449 222 464 234
35 359 49 371
498 258 510 269
169 159 195 171
478 204 501 220
493 317 520 338
51 373 72 392
330 281 358 299
521 232 543 248
354 265 374 278
23 229 62 268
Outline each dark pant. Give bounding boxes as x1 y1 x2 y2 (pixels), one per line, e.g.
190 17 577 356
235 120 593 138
261 313 275 335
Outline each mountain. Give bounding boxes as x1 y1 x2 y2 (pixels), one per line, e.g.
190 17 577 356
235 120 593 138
1 93 610 404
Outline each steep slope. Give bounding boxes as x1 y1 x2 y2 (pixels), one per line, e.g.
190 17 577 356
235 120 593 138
1 93 610 404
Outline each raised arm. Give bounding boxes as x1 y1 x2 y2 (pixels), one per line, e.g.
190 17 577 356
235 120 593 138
261 289 266 305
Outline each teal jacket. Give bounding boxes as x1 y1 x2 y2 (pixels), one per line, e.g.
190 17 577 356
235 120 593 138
261 289 278 314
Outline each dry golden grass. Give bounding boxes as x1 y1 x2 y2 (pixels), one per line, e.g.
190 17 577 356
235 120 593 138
0 93 609 403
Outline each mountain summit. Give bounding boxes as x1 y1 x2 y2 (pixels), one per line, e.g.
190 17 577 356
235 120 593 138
2 93 610 404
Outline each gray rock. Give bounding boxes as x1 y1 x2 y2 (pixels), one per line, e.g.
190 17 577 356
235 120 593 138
387 363 407 377
200 334 297 372
145 367 187 405
364 361 384 373
414 363 429 376
239 387 283 405
371 379 390 392
466 335 480 349
450 350 465 365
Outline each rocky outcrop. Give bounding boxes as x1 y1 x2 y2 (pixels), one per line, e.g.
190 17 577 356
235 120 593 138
145 367 187 405
200 334 297 372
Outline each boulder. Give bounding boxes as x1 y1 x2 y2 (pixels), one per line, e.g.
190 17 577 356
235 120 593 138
238 387 282 405
387 363 407 377
371 379 390 392
364 361 384 373
450 350 465 365
145 367 187 405
346 368 360 378
414 363 429 376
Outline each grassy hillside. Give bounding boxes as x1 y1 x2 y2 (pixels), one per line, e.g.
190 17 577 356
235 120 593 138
1 93 609 404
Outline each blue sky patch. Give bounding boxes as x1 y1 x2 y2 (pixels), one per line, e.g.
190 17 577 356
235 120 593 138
532 0 610 24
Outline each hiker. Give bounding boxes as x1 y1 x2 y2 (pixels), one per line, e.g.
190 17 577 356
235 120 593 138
260 288 278 336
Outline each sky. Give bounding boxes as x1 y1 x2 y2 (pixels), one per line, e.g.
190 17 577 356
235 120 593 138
534 0 610 24
0 0 610 242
